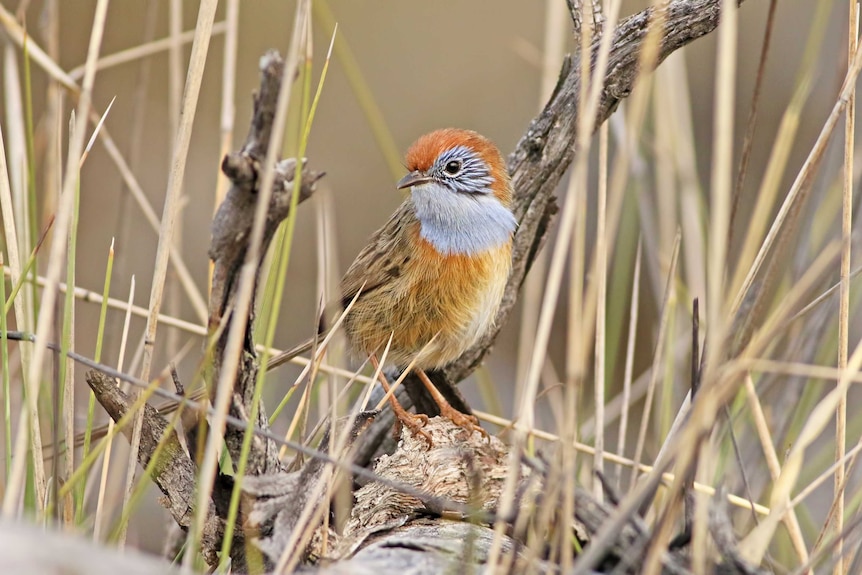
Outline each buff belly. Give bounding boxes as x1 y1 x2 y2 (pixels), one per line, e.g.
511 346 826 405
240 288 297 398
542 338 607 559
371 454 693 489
343 240 511 370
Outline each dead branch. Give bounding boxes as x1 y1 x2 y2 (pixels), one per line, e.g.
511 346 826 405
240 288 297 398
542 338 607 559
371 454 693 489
84 370 224 565
380 0 748 462
209 51 324 476
446 0 746 384
87 50 324 568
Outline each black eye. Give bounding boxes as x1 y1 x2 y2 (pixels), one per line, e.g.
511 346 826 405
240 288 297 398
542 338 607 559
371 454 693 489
444 160 462 175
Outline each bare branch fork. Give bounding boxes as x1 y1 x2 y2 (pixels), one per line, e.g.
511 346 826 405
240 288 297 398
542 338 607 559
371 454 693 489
83 0 753 570
209 52 324 476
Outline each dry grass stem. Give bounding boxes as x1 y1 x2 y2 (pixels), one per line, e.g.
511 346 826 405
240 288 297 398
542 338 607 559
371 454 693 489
732 35 862 317
616 238 641 487
728 0 829 299
834 3 858 572
0 4 77 91
742 373 809 563
93 275 135 541
593 120 608 498
629 232 680 492
5 2 860 573
185 2 308 567
3 0 110 517
703 0 736 382
214 1 239 212
67 21 228 80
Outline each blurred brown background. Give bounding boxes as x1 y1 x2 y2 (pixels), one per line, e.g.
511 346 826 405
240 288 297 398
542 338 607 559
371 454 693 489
0 0 851 552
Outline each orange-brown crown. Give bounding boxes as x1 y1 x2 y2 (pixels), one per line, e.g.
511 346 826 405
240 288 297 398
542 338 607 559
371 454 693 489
404 128 513 206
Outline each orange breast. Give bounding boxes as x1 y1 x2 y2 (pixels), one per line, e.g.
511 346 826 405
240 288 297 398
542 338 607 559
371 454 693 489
345 224 511 370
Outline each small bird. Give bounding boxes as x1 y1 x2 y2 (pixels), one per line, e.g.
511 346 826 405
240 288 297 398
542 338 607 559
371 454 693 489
59 129 514 454
335 128 517 440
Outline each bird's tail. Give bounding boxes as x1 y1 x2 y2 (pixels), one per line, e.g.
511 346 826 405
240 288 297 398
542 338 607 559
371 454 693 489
265 333 324 370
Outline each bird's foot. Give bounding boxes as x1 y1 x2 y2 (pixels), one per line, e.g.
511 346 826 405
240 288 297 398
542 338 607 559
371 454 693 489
392 407 432 447
437 403 488 440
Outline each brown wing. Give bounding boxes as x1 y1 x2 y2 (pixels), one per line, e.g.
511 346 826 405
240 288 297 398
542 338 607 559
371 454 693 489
339 200 416 309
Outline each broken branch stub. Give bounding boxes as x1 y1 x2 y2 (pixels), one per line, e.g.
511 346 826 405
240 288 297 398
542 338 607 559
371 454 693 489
209 50 324 476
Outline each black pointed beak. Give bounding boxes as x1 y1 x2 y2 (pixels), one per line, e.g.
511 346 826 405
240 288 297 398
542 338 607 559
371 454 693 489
396 171 434 190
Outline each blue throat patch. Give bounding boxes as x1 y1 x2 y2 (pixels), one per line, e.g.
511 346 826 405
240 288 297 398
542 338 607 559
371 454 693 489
410 182 517 256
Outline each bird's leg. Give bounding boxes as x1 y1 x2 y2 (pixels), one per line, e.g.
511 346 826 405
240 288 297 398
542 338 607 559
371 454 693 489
369 355 432 445
414 368 488 439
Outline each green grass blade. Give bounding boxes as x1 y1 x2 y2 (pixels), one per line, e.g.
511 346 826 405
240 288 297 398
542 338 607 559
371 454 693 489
219 24 336 568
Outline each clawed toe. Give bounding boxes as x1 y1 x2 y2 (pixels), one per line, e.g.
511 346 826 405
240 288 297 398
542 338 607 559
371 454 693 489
439 405 488 440
394 411 433 447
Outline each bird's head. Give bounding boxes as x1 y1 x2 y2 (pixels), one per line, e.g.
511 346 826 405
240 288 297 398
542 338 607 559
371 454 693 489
399 128 513 206
396 128 516 256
